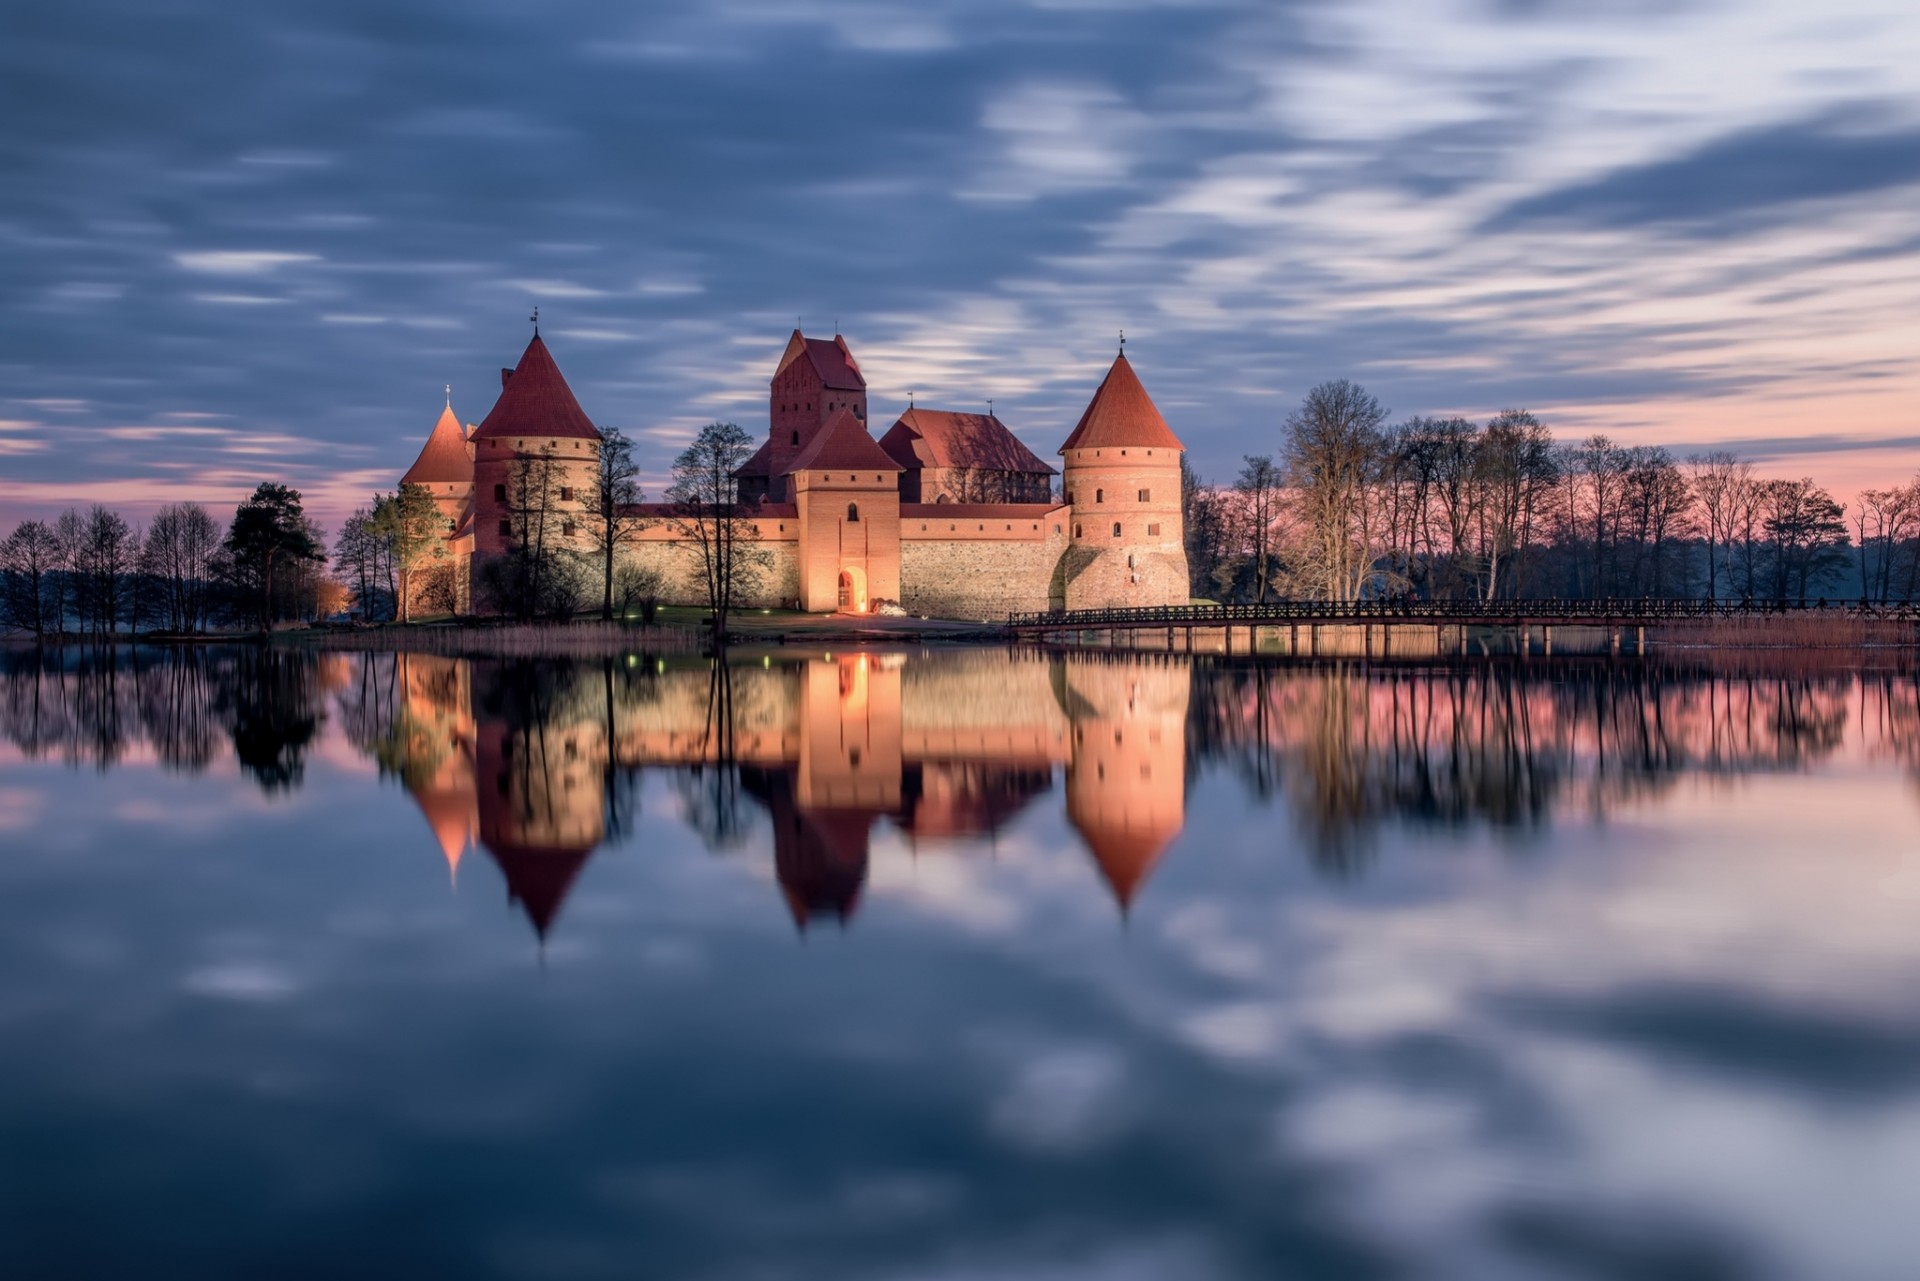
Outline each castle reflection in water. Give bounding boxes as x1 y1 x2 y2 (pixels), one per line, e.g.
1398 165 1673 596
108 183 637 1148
363 651 1189 937
6 645 1920 942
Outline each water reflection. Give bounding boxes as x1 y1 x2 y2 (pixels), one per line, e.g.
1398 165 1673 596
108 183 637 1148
7 645 1920 1279
7 645 1919 941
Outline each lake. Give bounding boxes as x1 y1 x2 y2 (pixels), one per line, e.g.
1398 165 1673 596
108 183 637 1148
2 644 1918 1280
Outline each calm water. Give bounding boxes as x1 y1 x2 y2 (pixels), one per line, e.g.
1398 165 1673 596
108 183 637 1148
3 645 1920 1281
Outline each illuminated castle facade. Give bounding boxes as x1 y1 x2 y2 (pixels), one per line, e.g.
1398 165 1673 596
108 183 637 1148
400 328 1191 619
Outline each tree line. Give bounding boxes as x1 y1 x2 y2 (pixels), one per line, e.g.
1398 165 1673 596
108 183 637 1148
1181 379 1896 604
0 482 336 640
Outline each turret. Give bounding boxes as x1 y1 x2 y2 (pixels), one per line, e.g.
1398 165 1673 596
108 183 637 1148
743 330 868 503
1057 351 1189 609
468 333 603 567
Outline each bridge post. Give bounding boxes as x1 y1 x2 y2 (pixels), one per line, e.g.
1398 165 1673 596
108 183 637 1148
1610 626 1620 656
1637 624 1646 655
1544 625 1552 657
1289 623 1298 656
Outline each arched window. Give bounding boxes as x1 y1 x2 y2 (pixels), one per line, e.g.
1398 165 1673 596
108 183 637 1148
1112 522 1122 538
847 502 860 522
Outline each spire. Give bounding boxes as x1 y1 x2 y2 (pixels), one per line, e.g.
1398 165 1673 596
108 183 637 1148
402 397 476 486
1059 350 1184 453
469 333 602 442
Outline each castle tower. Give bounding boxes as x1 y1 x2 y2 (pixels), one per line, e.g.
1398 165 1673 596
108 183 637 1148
400 395 479 615
1056 352 1189 610
469 333 603 579
401 395 476 529
739 330 868 503
788 408 903 612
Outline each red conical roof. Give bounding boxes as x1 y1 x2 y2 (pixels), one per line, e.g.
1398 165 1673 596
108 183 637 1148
1059 353 1183 453
469 335 602 442
1079 825 1175 911
401 403 474 486
784 407 903 475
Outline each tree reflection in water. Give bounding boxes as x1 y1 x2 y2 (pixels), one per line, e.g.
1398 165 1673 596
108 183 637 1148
5 645 1917 938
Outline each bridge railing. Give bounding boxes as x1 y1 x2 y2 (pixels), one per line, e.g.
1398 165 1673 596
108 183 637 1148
1008 599 1920 629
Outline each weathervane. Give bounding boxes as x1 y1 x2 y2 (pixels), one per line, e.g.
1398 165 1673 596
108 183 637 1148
987 398 994 416
1119 328 1126 354
445 383 452 408
530 306 540 335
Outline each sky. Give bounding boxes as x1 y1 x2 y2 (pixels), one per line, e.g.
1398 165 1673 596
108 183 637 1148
3 0 1918 534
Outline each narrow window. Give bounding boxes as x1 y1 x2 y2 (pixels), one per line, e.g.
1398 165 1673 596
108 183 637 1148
560 486 574 501
1095 489 1104 503
847 503 859 522
562 520 576 537
1112 522 1122 537
1148 523 1161 536
1138 488 1150 502
493 483 506 501
497 520 510 536
1074 523 1083 538
791 431 799 445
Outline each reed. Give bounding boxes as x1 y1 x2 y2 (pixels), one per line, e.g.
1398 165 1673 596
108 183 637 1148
287 619 708 658
1653 613 1919 651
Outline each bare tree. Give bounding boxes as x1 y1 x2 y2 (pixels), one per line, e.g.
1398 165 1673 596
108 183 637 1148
2 520 63 638
666 421 769 644
1280 380 1389 601
1234 455 1284 602
333 509 383 620
581 426 652 620
74 505 137 639
142 502 220 634
1687 451 1752 602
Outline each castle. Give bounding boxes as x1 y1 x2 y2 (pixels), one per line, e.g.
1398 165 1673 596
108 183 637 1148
400 327 1190 618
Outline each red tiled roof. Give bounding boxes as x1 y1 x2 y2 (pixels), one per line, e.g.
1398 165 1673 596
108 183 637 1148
784 408 903 474
401 404 474 486
774 329 865 392
1059 353 1183 452
735 436 774 477
878 409 1056 475
900 502 1065 519
469 335 602 442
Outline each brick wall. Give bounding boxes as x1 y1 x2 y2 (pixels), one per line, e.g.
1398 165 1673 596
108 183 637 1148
899 531 1066 619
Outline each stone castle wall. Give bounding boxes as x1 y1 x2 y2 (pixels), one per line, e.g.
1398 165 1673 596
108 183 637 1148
620 535 802 611
898 534 1065 619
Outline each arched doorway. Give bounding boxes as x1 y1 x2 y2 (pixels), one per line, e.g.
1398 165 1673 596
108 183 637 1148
837 566 868 613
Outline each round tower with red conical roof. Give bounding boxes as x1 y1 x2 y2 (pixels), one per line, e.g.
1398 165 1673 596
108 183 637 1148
468 332 604 602
1056 350 1189 609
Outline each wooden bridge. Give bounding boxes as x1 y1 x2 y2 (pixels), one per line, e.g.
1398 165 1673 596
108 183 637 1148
1007 598 1920 657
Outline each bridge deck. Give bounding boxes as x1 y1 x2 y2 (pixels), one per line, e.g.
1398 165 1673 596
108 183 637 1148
1009 600 1920 632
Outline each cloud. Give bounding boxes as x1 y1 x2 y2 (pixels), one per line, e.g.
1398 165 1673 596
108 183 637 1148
174 251 322 275
1484 114 1920 234
0 0 1917 532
